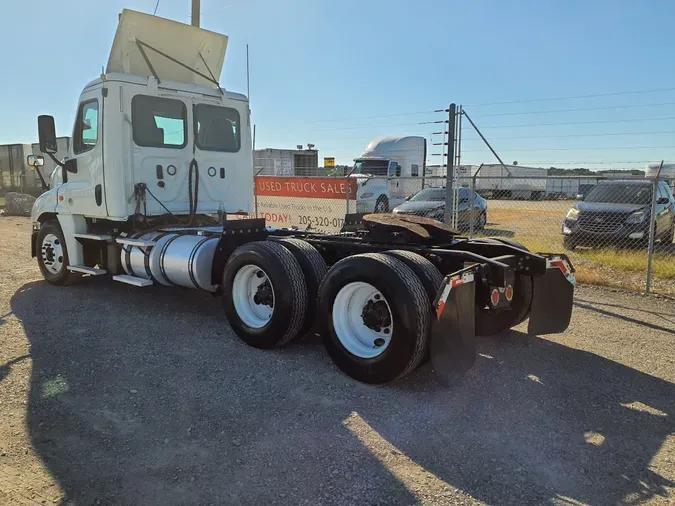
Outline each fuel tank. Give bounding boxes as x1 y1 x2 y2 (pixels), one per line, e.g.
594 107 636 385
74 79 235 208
121 231 219 291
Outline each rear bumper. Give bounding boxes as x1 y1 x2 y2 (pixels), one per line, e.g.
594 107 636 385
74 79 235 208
430 256 575 386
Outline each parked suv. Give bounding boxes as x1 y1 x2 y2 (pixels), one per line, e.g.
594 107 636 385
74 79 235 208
562 180 675 249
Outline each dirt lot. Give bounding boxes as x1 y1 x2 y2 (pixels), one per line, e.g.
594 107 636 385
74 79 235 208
0 215 673 506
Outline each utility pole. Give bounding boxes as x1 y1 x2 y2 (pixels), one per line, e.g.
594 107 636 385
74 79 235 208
191 0 200 27
444 104 456 226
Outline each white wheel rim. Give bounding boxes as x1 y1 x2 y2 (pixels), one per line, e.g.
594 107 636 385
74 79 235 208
332 282 393 359
41 233 64 275
232 265 274 328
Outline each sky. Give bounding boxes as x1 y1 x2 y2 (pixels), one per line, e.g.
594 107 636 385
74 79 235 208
1 0 675 170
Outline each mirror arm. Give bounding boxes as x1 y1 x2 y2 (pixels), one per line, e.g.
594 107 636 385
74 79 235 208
46 152 64 168
34 166 49 191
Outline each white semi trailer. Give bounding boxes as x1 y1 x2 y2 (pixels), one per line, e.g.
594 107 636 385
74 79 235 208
29 9 575 386
350 136 426 213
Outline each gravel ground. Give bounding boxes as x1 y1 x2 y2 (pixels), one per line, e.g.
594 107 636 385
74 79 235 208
0 215 673 506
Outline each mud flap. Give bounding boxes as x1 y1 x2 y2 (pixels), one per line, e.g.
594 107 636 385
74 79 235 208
430 269 476 387
528 257 575 335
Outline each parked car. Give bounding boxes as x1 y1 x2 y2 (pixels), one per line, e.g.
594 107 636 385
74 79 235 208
562 180 675 249
392 187 487 229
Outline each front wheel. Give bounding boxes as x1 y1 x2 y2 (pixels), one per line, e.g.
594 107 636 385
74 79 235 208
374 196 389 213
36 220 73 286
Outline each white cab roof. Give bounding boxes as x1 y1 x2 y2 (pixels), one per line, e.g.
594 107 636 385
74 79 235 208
106 9 228 89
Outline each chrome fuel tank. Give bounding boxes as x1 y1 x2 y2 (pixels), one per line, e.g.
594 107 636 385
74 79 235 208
121 232 219 291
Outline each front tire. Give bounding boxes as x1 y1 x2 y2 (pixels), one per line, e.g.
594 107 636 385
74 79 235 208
374 195 389 213
318 253 430 384
222 241 308 349
36 220 72 286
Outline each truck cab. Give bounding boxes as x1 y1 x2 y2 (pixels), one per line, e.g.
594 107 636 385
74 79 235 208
349 136 426 213
31 9 253 270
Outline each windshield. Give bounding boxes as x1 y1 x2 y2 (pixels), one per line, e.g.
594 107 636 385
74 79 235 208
584 184 652 205
409 189 445 202
352 159 389 176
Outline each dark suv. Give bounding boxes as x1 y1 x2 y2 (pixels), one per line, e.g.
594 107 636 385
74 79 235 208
562 180 675 249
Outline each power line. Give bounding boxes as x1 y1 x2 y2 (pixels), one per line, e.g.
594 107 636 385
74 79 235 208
303 110 440 124
474 101 675 118
461 130 675 141
461 145 675 153
477 115 675 130
466 87 675 108
153 0 160 15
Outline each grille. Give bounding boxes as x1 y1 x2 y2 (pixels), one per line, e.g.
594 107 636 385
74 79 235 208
578 213 625 234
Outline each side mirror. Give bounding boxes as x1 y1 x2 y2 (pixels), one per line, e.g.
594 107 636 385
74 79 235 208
576 194 584 200
404 196 411 201
38 115 58 154
27 154 44 167
657 197 669 204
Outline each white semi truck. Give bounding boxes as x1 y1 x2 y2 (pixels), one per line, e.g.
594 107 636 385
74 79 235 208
29 9 575 386
350 136 426 213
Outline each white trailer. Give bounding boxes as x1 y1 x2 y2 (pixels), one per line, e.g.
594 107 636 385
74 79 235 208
253 148 319 176
350 136 426 213
28 9 575 387
474 164 547 200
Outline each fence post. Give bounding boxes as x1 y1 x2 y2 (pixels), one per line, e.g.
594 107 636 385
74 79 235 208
444 104 456 226
345 175 350 215
645 160 664 294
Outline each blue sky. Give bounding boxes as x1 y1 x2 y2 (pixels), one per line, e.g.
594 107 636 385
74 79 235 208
2 0 675 169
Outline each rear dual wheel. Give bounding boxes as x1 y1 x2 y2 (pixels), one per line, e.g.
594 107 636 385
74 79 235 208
318 253 434 384
224 242 441 384
223 239 328 349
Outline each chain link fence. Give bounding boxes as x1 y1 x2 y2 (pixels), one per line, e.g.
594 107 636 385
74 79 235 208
250 174 675 295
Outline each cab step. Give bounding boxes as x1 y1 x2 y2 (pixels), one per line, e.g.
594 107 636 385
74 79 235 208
113 274 153 287
67 265 107 275
116 238 156 248
74 233 114 241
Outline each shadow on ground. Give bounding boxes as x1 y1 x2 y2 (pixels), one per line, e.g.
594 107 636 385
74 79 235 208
10 280 675 505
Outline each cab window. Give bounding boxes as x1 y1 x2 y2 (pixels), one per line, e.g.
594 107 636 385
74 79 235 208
73 100 99 154
195 104 240 152
388 161 401 177
132 95 187 148
411 164 419 177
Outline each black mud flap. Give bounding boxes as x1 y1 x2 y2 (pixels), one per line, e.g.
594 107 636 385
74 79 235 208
528 257 576 335
430 269 477 387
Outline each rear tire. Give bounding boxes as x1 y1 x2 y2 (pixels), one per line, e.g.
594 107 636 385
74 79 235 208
36 220 73 286
318 253 430 384
383 250 443 305
222 241 308 348
277 238 328 338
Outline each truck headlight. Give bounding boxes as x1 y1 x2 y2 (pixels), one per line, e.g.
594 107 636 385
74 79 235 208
625 210 647 224
360 192 374 199
565 208 580 221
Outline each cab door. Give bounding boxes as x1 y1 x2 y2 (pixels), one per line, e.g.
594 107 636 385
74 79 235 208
387 161 402 202
62 87 107 217
192 100 252 215
129 93 193 215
